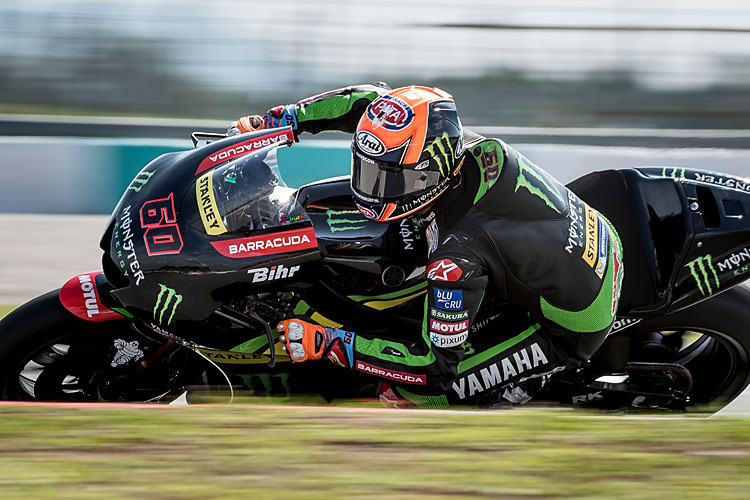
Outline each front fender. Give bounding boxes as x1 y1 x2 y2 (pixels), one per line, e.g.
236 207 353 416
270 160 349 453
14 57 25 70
59 271 125 322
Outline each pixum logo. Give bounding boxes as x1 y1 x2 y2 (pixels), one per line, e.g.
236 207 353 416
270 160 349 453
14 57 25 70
356 131 386 156
685 254 720 296
153 284 182 326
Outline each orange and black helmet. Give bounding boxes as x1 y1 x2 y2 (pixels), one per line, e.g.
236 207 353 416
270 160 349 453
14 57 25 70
350 86 464 222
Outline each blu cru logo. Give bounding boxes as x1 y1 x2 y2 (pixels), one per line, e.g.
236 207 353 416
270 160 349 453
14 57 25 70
434 288 463 311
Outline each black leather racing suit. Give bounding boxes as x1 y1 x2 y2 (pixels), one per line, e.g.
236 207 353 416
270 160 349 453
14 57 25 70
288 84 624 405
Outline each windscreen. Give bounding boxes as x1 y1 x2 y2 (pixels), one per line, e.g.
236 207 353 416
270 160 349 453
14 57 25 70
189 146 308 235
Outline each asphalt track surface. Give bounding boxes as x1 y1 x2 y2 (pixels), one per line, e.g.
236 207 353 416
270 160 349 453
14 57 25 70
1 213 749 416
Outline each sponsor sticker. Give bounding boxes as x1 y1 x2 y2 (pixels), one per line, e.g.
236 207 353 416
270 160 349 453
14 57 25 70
355 203 378 220
59 272 123 322
325 209 367 233
564 191 584 254
611 243 622 316
197 350 275 365
153 283 182 326
111 339 144 367
326 342 349 368
430 308 469 321
128 169 154 193
356 130 386 156
399 218 419 251
429 331 469 348
366 95 415 131
210 226 317 258
196 170 228 235
426 220 439 254
429 318 469 334
582 205 599 268
595 219 608 279
434 288 463 311
195 128 294 176
451 342 550 400
355 361 426 385
247 264 300 283
114 205 145 286
426 259 462 281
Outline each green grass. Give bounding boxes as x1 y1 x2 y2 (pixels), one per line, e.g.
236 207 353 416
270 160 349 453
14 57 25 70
0 405 748 499
0 305 15 320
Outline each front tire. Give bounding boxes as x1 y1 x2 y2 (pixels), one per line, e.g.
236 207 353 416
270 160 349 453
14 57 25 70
0 290 197 402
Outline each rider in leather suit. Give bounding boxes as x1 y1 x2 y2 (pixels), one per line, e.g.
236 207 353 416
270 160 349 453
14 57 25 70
230 83 624 406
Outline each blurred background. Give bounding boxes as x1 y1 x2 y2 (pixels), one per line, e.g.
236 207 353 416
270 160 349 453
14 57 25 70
0 0 749 303
1 0 749 128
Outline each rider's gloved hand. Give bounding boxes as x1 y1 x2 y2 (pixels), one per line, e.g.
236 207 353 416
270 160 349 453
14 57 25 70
277 318 355 367
228 104 298 136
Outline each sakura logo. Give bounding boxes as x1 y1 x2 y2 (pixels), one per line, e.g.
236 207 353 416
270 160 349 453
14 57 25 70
426 259 463 281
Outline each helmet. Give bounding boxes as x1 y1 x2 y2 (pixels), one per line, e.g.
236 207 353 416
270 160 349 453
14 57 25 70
350 86 464 222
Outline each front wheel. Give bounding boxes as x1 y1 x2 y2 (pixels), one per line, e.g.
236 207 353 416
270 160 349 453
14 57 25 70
0 290 207 402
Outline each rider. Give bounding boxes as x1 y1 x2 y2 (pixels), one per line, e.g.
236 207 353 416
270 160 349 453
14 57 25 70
229 83 624 406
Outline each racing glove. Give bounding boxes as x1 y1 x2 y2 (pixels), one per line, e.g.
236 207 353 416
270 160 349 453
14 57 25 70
228 104 298 136
277 318 355 368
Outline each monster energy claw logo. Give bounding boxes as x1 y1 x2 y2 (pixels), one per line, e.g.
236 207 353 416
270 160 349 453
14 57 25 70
685 254 720 296
326 209 367 233
662 167 686 179
128 170 155 192
424 132 455 176
515 157 566 213
153 284 182 325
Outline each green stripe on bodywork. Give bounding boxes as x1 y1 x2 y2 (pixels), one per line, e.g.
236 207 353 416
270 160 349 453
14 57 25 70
457 324 540 374
396 387 449 409
348 282 427 303
231 330 280 354
111 307 134 318
297 91 380 123
539 216 623 333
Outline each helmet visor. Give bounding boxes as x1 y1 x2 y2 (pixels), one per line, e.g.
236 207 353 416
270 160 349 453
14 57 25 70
351 148 441 203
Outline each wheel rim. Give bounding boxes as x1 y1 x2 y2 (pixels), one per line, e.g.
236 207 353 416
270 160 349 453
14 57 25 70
3 330 198 402
640 327 750 407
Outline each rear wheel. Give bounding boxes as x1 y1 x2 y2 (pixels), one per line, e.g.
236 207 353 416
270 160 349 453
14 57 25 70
552 285 750 412
632 285 750 409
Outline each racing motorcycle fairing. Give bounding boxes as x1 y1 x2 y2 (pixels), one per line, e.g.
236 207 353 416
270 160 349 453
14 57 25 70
569 167 750 316
99 128 321 342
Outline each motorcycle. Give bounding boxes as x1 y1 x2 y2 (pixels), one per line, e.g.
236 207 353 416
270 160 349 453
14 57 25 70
1 126 749 412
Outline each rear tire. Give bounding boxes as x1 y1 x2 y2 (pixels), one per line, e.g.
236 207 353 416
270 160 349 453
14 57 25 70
628 284 750 409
